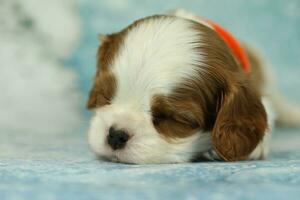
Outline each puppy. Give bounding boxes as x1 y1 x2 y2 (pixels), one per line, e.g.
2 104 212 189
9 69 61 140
86 9 300 164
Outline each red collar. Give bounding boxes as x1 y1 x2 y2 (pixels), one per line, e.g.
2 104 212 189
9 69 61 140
206 20 250 73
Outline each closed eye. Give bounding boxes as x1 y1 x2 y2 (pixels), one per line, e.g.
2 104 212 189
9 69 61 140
152 111 199 129
152 112 170 125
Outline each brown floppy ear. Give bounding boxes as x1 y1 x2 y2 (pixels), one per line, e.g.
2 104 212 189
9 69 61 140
86 70 116 109
86 34 109 110
86 84 98 109
87 33 119 109
212 82 267 161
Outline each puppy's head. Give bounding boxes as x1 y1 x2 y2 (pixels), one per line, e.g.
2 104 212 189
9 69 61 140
87 16 267 164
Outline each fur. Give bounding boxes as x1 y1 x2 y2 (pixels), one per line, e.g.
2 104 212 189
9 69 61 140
87 9 300 164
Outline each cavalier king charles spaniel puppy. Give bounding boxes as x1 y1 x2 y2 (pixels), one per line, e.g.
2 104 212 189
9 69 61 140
86 9 300 164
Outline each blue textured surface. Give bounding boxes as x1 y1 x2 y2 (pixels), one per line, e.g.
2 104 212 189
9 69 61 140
2 0 300 199
1 129 300 200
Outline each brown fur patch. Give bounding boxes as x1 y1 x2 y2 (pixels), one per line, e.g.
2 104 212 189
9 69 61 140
151 95 202 138
87 70 117 109
87 33 122 109
192 22 267 161
97 33 125 70
211 82 267 161
150 21 237 139
151 19 267 161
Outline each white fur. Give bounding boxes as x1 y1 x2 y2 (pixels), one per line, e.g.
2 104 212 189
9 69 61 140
112 17 204 108
89 105 211 164
88 17 212 163
88 11 279 164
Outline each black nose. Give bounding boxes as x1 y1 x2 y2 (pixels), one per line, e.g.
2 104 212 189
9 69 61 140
107 127 129 150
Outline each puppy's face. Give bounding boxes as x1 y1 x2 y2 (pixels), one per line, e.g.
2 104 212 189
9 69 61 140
87 16 267 164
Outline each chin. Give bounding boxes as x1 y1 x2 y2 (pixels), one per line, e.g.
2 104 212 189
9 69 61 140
86 9 300 164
